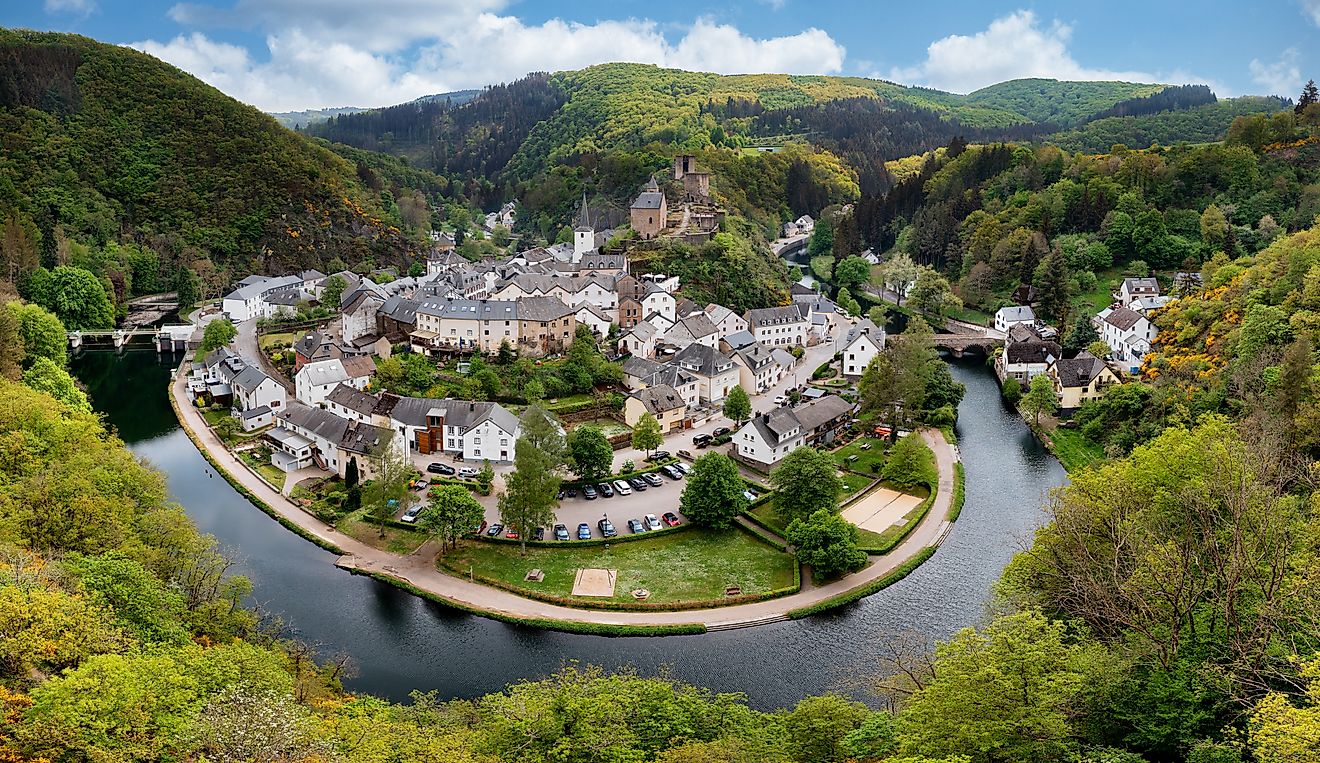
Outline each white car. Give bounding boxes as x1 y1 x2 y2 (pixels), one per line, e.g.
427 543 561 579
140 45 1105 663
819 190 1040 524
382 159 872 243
674 462 692 475
400 505 425 524
613 479 633 496
644 513 663 531
773 395 789 407
457 467 479 478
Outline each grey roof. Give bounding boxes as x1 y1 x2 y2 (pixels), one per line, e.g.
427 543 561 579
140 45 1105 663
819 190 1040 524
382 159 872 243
326 384 379 417
1122 277 1159 293
751 407 802 448
790 282 817 296
622 356 665 379
624 321 658 342
339 422 392 456
231 366 274 394
1006 323 1043 344
239 405 271 420
703 303 740 325
224 275 302 302
384 395 518 434
672 343 735 377
844 319 885 349
1052 352 1108 388
518 296 575 322
265 290 305 306
996 305 1035 322
298 269 326 282
416 297 520 321
745 305 807 327
793 394 854 432
267 427 312 450
576 303 615 324
1103 306 1145 332
379 295 419 325
1005 340 1061 365
278 402 350 444
674 313 718 339
631 190 665 210
722 330 757 350
735 342 776 371
631 384 686 415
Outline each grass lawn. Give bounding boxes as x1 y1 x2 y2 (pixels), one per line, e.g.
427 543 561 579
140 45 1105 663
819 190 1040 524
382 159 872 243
339 512 429 555
258 331 299 350
201 407 231 427
571 417 631 437
237 450 286 491
443 527 797 605
841 472 875 496
1073 265 1124 315
833 437 888 474
1047 427 1106 473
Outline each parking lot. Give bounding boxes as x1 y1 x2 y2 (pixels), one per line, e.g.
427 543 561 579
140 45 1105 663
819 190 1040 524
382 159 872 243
474 467 689 541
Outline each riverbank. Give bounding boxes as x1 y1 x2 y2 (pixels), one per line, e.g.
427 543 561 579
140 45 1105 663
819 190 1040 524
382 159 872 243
168 362 963 635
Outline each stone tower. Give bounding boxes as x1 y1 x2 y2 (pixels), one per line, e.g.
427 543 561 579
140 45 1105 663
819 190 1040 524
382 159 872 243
573 192 594 262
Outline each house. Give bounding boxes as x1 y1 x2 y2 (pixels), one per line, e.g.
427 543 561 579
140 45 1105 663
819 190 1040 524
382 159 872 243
732 342 785 393
295 357 374 408
996 338 1062 384
189 347 244 395
789 283 818 304
292 330 342 371
745 305 809 348
842 319 886 377
630 178 667 239
733 394 855 467
267 427 316 472
1119 277 1160 307
620 356 702 409
1130 296 1173 315
1096 306 1157 374
325 383 379 424
1048 352 1119 412
221 275 303 322
665 313 720 350
623 384 687 432
703 303 749 338
378 395 520 462
994 306 1036 333
640 284 677 324
720 330 758 354
619 321 658 358
574 303 615 337
230 366 285 418
410 296 576 357
261 289 306 319
782 214 815 237
341 283 386 346
377 296 419 342
1011 284 1039 306
672 343 740 404
271 402 351 473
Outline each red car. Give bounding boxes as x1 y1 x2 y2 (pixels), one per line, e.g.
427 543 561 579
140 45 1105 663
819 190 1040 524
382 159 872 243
505 526 520 539
661 512 680 527
473 520 487 536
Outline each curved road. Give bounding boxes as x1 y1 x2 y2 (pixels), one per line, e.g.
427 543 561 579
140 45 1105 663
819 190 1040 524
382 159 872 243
171 368 958 630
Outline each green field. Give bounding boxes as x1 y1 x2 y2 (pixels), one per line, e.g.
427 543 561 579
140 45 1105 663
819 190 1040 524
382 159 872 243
339 512 429 555
258 331 299 350
832 437 888 474
444 527 797 605
1047 428 1106 473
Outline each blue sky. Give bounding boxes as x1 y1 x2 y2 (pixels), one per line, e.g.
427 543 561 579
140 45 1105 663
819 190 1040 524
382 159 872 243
8 0 1320 111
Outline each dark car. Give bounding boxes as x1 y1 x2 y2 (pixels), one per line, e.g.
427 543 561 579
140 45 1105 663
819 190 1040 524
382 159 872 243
597 518 617 538
661 464 684 480
582 484 598 500
692 433 712 449
532 526 545 541
597 482 614 498
627 518 644 534
645 450 671 462
563 487 577 498
712 426 731 437
553 523 570 541
662 512 681 527
628 476 648 491
576 523 592 540
427 462 456 475
486 523 504 537
642 472 663 487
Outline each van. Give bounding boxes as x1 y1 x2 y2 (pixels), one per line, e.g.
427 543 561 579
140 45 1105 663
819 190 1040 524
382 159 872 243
613 479 633 496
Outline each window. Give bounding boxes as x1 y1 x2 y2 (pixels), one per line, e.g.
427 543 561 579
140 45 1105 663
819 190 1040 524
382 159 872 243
473 438 481 445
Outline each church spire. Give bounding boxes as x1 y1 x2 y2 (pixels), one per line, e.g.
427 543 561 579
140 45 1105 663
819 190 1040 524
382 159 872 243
576 191 591 231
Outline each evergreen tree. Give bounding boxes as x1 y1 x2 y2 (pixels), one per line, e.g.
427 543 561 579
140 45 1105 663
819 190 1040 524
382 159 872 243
1297 79 1319 115
1033 247 1072 324
174 267 201 313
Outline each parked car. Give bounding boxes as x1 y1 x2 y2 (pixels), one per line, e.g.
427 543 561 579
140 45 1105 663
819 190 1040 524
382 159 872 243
504 526 519 539
627 518 644 534
628 476 647 491
712 426 731 437
597 518 617 538
427 462 456 475
692 433 712 448
582 484 598 500
553 523 570 541
645 451 671 462
563 487 577 498
661 465 684 480
742 490 758 502
773 395 789 407
400 505 425 524
532 526 545 541
576 523 592 540
642 472 663 487
597 482 614 498
473 520 488 536
661 512 680 527
644 513 663 531
674 462 692 475
486 523 504 537
613 480 633 496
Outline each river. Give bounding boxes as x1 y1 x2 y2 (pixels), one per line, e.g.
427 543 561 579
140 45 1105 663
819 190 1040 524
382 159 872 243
70 349 1065 708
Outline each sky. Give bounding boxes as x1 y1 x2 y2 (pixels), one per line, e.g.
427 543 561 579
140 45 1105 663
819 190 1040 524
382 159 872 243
7 0 1320 112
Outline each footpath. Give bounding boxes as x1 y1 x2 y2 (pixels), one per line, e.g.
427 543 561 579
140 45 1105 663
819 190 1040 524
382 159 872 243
171 368 961 634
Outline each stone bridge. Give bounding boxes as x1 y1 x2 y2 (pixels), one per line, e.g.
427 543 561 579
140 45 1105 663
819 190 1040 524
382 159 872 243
932 332 1003 356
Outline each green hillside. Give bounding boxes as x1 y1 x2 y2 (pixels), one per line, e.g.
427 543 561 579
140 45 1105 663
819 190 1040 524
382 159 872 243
964 77 1165 125
0 29 442 295
1046 95 1291 152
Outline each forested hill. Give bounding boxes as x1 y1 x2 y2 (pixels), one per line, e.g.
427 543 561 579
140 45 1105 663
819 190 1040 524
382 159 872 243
0 29 444 297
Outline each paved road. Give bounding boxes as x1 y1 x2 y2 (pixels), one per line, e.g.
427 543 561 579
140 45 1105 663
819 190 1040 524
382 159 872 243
172 366 959 629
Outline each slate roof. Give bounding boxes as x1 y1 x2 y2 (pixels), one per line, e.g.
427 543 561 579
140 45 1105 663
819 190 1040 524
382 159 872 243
631 190 665 210
1052 352 1108 388
844 319 885 349
1103 306 1145 332
996 306 1035 323
339 421 392 456
278 402 350 443
1005 340 1062 365
1006 323 1043 344
793 394 854 432
383 396 519 434
379 295 419 325
631 384 686 415
674 313 718 339
722 330 757 350
231 366 274 394
672 343 736 377
735 342 776 371
326 384 379 417
624 321 658 342
745 305 807 327
1122 277 1159 293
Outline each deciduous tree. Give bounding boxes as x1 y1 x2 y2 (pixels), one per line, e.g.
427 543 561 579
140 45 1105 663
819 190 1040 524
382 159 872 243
362 436 414 538
320 274 348 310
770 447 843 524
567 425 614 482
722 385 752 425
679 452 746 529
785 509 867 582
499 406 564 553
1019 374 1058 425
198 318 236 355
419 484 486 552
631 412 663 456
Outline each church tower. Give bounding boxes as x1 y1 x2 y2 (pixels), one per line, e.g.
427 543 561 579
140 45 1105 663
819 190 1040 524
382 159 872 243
573 192 595 262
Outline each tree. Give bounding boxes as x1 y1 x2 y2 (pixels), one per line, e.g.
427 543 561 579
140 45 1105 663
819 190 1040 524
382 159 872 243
1019 374 1058 425
174 267 201 313
40 266 114 330
476 459 494 496
1200 204 1229 252
880 252 920 306
834 255 871 292
836 287 861 317
1062 314 1100 357
786 509 867 582
419 484 486 552
1296 79 1319 114
497 338 517 365
1087 340 1113 359
722 385 752 425
344 456 359 490
631 412 663 456
867 305 889 326
784 694 871 763
499 406 564 554
199 318 237 354
1033 247 1072 324
859 318 936 436
23 358 91 413
8 302 66 369
1001 376 1022 405
523 377 545 403
362 436 414 537
567 426 614 482
678 452 746 529
320 274 348 309
770 447 843 524
807 217 834 256
0 306 22 380
908 267 962 319
881 434 937 488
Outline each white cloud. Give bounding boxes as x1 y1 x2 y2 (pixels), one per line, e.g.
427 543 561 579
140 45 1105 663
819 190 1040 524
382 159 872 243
888 10 1214 95
132 9 846 111
1249 48 1302 96
44 0 96 16
1303 0 1320 27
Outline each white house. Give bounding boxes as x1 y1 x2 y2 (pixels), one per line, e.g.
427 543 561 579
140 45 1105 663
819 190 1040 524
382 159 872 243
1119 277 1160 307
574 303 614 337
229 366 286 421
664 313 720 351
641 284 677 324
996 339 1062 384
994 306 1036 333
340 282 386 345
619 322 658 358
1097 306 1157 374
671 343 740 404
703 303 748 339
295 357 375 408
382 395 521 463
841 319 886 377
732 342 786 394
222 275 303 322
745 305 809 348
733 395 855 467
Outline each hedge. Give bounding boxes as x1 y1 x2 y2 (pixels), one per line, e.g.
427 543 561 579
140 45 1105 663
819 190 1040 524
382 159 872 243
787 546 937 619
947 462 966 522
350 569 707 636
858 487 934 555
